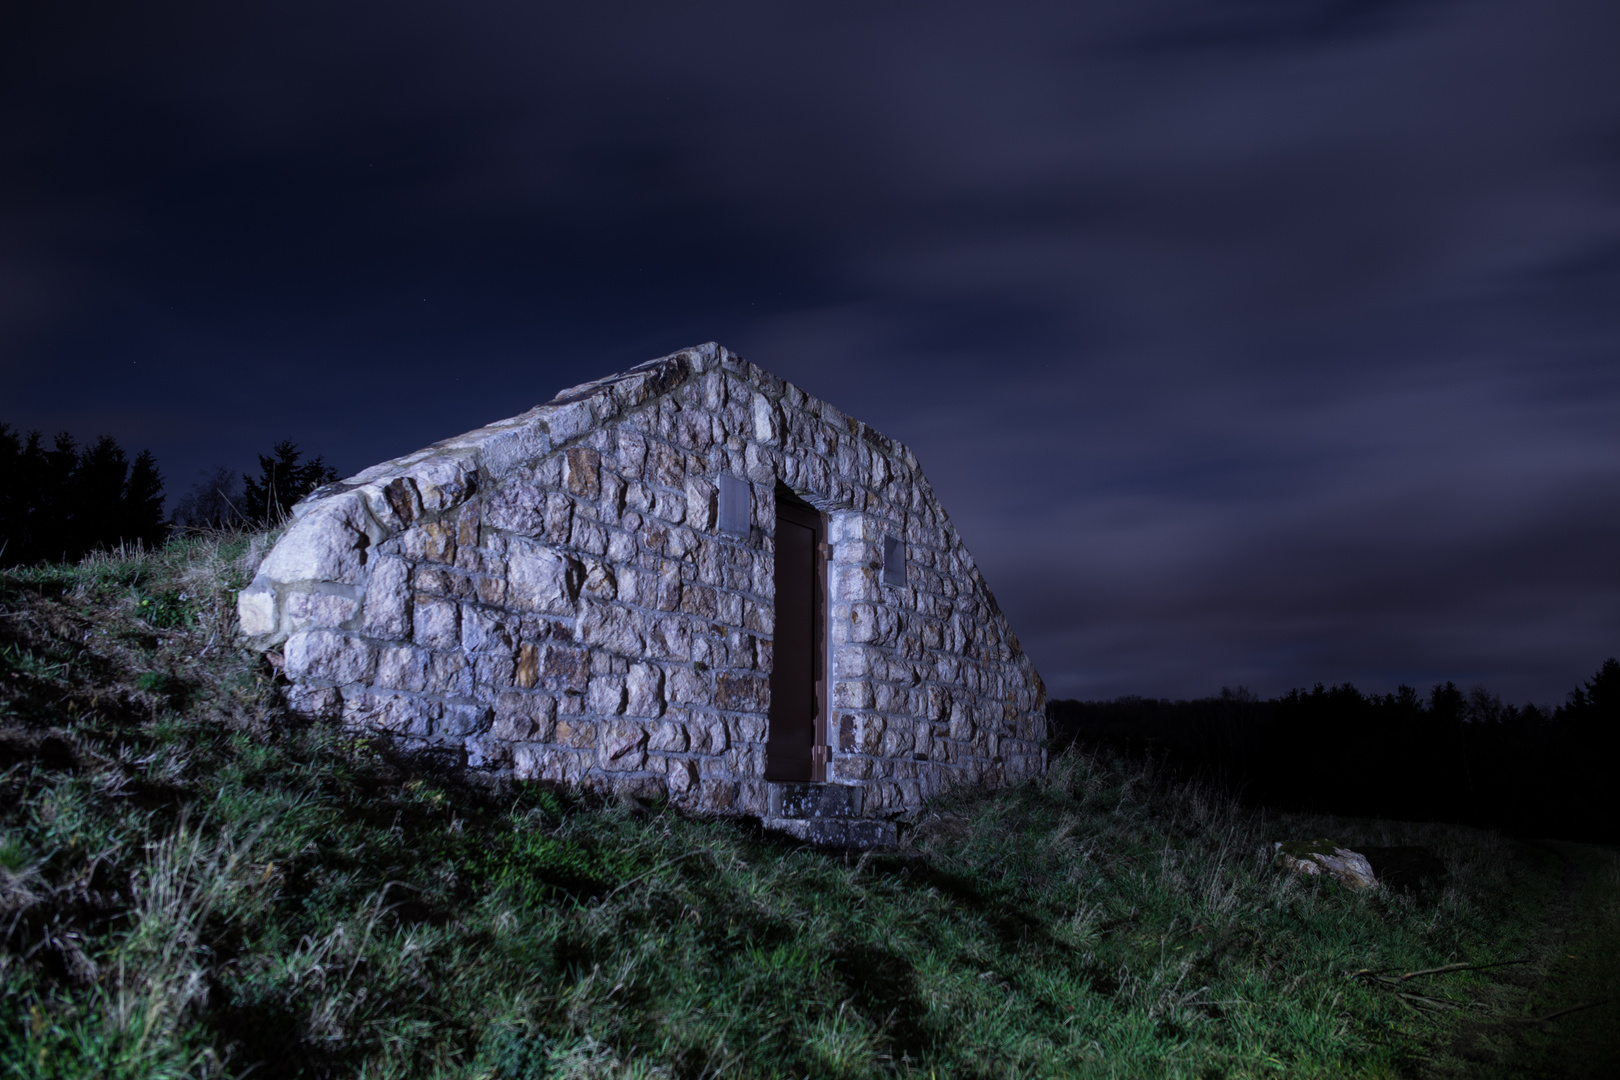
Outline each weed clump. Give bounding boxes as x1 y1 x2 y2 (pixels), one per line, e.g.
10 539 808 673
0 538 1553 1078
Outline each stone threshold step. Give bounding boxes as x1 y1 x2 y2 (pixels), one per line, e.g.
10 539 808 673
763 782 895 849
763 816 898 849
766 781 865 819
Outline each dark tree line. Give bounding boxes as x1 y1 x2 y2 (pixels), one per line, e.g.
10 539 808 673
3 424 341 566
169 441 338 532
1049 658 1620 842
0 426 166 567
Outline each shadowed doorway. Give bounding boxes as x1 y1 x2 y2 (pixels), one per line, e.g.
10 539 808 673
766 490 828 782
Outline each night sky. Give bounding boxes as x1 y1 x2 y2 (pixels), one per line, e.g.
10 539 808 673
5 1 1618 704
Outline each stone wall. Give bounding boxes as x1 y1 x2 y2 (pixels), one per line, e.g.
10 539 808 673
239 343 1046 816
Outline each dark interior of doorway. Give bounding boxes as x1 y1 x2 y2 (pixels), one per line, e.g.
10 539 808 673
765 487 827 782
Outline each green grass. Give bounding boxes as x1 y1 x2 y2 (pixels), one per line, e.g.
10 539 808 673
0 536 1575 1078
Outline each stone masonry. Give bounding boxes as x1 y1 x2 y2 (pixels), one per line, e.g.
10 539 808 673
239 343 1046 818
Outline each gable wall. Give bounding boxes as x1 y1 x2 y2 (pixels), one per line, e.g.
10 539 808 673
239 343 1045 816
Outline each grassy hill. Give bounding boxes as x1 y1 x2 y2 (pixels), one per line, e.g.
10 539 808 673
1 537 1613 1078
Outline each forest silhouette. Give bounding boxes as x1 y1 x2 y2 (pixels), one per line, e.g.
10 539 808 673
1 426 339 566
1049 659 1620 842
0 425 166 567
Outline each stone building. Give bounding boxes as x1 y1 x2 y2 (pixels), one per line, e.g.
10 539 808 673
239 343 1045 842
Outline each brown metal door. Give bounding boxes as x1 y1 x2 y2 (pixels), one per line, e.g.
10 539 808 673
766 493 827 782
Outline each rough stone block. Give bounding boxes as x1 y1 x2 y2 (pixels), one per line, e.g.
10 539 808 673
577 603 644 656
413 598 460 650
491 691 557 741
343 691 437 737
714 671 767 712
285 630 377 685
284 683 341 721
507 539 583 615
602 721 648 769
237 583 278 638
375 646 430 692
667 757 699 796
362 557 411 638
586 675 626 716
258 492 375 586
625 663 665 718
647 720 688 753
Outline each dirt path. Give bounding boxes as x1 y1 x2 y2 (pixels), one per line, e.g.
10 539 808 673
1428 840 1620 1078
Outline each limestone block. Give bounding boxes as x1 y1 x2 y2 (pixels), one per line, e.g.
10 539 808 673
408 455 478 512
625 480 654 515
680 585 717 620
513 745 584 783
540 644 590 690
413 598 460 650
544 494 574 545
554 719 597 749
407 521 457 565
515 643 540 688
285 631 377 685
565 447 601 499
375 646 430 692
668 667 709 706
606 528 636 563
474 653 515 689
881 725 920 761
651 442 685 488
429 651 474 697
586 675 627 716
647 720 688 752
602 721 648 770
848 603 899 647
687 711 728 753
582 562 617 600
571 518 608 556
752 394 782 445
491 691 557 741
914 721 934 759
284 684 341 721
874 683 909 713
483 484 547 536
343 691 437 737
625 663 666 718
544 398 596 444
647 616 692 662
577 602 644 656
838 713 884 755
667 757 699 796
362 556 411 638
651 486 687 526
714 671 767 712
237 583 278 638
652 564 682 612
833 681 875 710
259 492 376 585
685 477 717 531
507 539 583 615
438 703 491 739
834 755 873 781
700 779 738 811
460 605 512 653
